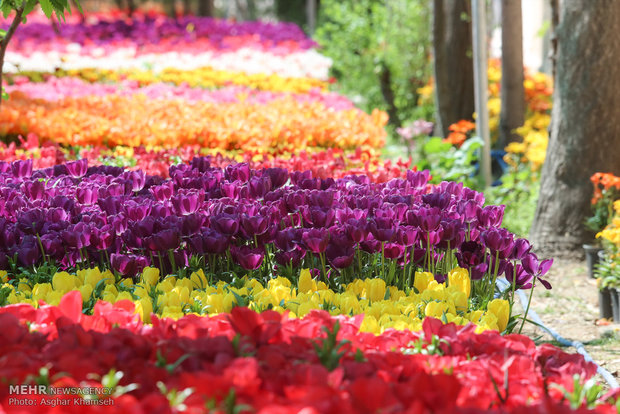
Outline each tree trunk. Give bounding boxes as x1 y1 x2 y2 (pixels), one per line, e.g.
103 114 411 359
432 0 475 138
198 0 214 17
530 0 620 257
498 0 525 148
182 0 192 16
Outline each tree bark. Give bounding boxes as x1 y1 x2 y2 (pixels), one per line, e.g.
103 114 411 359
198 0 214 17
530 0 620 257
432 0 475 138
498 0 525 148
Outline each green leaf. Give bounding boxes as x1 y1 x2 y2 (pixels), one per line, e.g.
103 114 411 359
38 0 52 18
0 1 12 19
22 0 37 15
423 137 451 154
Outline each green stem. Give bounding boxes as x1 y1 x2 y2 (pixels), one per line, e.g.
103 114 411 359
518 278 537 334
35 233 49 264
319 252 328 286
489 250 500 301
381 241 385 280
168 249 177 274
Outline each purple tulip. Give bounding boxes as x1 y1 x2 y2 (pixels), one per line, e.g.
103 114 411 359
275 246 306 268
301 228 330 253
231 245 264 270
11 159 33 179
65 159 88 178
91 225 115 250
481 228 514 257
150 182 175 201
225 163 251 183
521 253 553 289
202 229 230 254
507 238 530 260
76 185 99 205
111 253 148 277
61 223 91 249
344 219 366 244
275 228 300 252
124 200 152 221
505 262 534 289
396 226 418 246
455 241 486 268
151 229 180 251
477 205 505 227
326 243 355 269
240 214 269 238
171 190 203 215
249 175 272 198
17 236 40 266
220 181 240 199
22 180 45 201
210 213 240 236
422 192 452 210
406 170 430 188
180 213 205 237
417 207 442 232
368 217 397 242
302 206 335 228
123 170 146 192
263 168 289 189
383 243 405 259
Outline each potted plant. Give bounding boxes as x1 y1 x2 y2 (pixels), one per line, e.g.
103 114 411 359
595 252 618 320
585 173 620 278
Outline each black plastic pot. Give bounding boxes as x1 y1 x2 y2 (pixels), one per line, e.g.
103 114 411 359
599 288 614 319
611 288 620 322
583 244 604 279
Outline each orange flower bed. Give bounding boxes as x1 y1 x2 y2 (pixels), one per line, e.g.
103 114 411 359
0 91 387 150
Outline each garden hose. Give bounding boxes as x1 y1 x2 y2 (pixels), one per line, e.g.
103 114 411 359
496 278 619 389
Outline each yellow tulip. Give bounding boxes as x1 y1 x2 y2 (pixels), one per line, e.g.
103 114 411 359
84 268 105 287
448 267 471 298
52 272 77 293
487 299 510 332
142 267 160 287
413 271 434 293
365 278 386 302
45 291 64 306
189 269 208 289
115 291 134 303
425 301 450 319
157 279 175 294
0 270 8 283
32 283 52 301
359 314 381 334
78 285 93 302
298 269 317 293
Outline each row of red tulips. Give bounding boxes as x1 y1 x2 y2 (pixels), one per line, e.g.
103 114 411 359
0 291 618 413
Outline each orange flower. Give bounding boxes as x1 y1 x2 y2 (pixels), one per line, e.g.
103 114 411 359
0 92 387 151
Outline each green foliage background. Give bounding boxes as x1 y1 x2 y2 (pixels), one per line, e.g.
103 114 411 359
315 0 433 127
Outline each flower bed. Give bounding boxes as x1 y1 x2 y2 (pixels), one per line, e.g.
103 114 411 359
0 135 408 181
5 77 346 108
3 14 332 79
10 65 330 93
2 266 510 333
0 159 550 315
0 91 386 149
0 295 617 413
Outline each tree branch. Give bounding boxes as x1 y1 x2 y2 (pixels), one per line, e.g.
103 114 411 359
0 6 25 108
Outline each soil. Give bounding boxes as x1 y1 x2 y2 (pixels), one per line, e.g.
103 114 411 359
514 259 620 387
